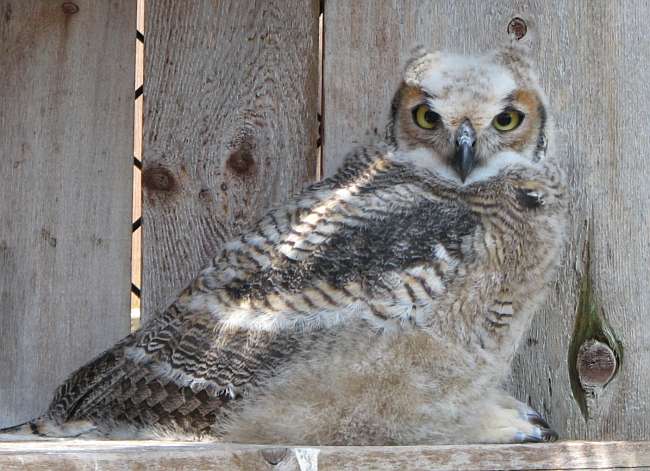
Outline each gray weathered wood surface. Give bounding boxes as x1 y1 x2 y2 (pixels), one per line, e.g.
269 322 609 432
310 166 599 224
2 0 648 450
323 0 650 440
0 0 134 426
1 440 650 470
141 0 319 322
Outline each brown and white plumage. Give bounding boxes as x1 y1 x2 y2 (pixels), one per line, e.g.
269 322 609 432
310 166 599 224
1 44 567 445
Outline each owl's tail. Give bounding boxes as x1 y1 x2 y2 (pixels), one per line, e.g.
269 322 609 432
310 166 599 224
0 417 97 441
0 420 44 441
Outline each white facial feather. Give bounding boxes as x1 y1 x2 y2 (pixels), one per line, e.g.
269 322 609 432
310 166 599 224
419 55 516 103
391 148 537 186
465 151 536 184
396 50 544 185
390 148 461 183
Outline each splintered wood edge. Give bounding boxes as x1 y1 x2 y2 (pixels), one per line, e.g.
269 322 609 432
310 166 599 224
0 440 649 470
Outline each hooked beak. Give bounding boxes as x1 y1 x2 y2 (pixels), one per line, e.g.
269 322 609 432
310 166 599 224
453 120 476 182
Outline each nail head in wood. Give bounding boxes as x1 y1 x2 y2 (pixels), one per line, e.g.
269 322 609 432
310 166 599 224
577 339 617 388
61 2 79 15
507 17 527 40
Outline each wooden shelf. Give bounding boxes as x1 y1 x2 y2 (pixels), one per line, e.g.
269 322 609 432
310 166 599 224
1 440 649 470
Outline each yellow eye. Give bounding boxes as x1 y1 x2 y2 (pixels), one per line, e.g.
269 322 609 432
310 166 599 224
492 110 524 132
413 105 440 129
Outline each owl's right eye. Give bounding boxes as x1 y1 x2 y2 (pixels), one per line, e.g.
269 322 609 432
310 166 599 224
413 105 440 129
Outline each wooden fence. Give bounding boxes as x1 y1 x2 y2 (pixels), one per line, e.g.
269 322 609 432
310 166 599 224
1 0 650 468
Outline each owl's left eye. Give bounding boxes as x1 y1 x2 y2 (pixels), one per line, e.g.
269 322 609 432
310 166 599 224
413 104 440 129
492 110 524 132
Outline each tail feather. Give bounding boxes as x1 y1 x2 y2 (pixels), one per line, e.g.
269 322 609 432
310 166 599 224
0 417 97 441
0 420 45 441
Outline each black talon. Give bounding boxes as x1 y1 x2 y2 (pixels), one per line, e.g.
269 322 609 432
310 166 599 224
517 427 558 443
517 408 559 442
527 412 551 429
542 428 559 442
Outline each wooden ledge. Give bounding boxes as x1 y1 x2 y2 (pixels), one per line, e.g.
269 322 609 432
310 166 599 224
0 440 649 470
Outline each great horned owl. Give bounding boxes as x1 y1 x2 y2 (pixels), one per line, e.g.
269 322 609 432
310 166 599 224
1 44 567 445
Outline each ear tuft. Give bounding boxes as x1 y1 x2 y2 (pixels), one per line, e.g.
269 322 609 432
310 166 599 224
408 44 429 61
494 25 538 81
403 46 439 87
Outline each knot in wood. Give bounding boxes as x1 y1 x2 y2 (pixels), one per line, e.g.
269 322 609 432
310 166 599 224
227 147 256 177
40 228 57 248
226 131 257 177
260 447 288 465
507 17 527 40
61 2 79 15
142 166 177 192
198 188 212 204
577 339 617 389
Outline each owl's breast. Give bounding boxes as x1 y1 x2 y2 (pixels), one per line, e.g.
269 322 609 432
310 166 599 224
453 179 567 356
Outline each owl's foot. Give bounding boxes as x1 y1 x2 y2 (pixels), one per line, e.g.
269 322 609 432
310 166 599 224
513 407 558 443
470 395 558 444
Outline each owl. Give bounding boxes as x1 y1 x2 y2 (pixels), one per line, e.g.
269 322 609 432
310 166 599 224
1 43 567 445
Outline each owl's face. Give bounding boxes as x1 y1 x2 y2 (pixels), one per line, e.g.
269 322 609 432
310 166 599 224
388 47 549 184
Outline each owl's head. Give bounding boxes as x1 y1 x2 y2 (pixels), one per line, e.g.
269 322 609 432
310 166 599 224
387 45 550 184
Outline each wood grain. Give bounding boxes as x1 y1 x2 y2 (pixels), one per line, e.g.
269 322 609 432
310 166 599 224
323 0 650 440
0 440 649 470
141 0 320 322
0 1 134 426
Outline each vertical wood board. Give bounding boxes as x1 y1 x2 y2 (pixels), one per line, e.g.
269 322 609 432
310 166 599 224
0 0 134 427
323 0 650 440
142 0 320 321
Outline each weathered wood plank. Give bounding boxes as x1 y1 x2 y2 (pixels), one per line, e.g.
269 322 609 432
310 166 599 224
323 0 650 441
0 440 649 470
502 0 650 441
142 0 319 321
0 1 134 427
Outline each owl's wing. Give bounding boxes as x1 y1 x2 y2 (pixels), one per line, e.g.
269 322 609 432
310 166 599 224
41 146 479 437
196 147 479 331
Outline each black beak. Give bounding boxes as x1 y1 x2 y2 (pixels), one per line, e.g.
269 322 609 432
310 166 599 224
453 120 476 182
